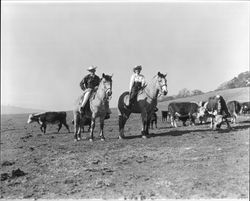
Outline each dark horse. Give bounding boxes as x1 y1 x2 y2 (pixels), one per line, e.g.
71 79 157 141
73 73 113 141
118 72 168 139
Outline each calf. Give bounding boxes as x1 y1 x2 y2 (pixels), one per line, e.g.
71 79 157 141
27 112 70 134
227 100 241 124
198 101 209 124
71 117 91 133
161 111 168 122
168 102 198 127
150 107 158 129
197 95 231 130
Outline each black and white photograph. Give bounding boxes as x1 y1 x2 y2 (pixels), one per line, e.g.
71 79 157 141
1 0 249 199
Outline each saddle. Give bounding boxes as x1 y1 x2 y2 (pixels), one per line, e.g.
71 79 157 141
80 99 92 117
80 89 110 119
80 90 97 117
127 85 147 107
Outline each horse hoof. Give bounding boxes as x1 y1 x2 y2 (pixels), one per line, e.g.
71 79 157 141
118 136 124 140
89 138 93 142
142 135 148 139
101 138 105 141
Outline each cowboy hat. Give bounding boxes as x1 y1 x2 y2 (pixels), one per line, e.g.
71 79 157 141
133 65 142 72
87 66 97 71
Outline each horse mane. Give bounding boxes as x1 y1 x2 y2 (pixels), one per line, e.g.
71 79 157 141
100 74 112 83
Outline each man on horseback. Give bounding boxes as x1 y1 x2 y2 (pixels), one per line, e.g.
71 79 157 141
79 66 112 118
127 65 146 108
79 66 100 113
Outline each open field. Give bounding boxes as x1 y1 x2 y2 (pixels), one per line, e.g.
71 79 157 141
1 87 249 199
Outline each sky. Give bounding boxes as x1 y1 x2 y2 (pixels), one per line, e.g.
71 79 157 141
1 1 249 110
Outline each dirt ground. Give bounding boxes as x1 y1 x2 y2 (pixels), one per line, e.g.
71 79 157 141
0 112 249 199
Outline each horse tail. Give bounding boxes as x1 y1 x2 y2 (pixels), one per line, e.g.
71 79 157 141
117 92 130 137
118 91 129 115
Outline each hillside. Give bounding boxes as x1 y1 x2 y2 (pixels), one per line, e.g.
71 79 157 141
216 71 250 90
158 87 250 111
1 105 45 115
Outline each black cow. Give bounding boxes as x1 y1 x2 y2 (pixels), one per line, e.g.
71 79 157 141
71 117 91 133
241 101 250 114
27 112 70 134
161 111 168 122
227 100 242 124
150 107 158 129
168 102 198 127
197 95 231 130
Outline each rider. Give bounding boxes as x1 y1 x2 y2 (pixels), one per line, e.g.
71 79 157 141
79 66 100 112
79 66 112 118
127 65 146 107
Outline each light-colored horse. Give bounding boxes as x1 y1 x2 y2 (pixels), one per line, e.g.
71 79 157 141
73 73 113 141
118 72 168 139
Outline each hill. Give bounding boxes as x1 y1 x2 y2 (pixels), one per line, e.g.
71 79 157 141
1 105 45 115
216 71 250 90
158 87 250 110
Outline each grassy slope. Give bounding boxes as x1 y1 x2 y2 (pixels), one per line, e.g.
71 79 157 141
158 87 250 111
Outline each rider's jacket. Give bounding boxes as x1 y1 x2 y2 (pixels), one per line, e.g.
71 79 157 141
129 73 145 92
80 74 100 91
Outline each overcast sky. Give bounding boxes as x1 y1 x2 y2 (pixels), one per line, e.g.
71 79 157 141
1 1 249 110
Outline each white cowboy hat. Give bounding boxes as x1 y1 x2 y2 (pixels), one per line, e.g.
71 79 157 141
87 66 97 71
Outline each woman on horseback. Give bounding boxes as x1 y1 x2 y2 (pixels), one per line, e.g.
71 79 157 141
128 65 146 107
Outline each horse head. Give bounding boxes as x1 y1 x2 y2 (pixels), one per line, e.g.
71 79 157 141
101 73 113 98
157 72 168 96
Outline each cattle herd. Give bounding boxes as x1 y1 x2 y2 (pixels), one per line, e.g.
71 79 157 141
27 95 250 136
161 96 250 130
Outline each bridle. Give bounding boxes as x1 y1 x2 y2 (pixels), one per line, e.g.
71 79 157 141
102 78 112 100
144 75 168 99
158 77 168 97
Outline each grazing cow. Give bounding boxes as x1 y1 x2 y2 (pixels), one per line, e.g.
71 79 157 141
27 112 70 134
71 117 91 133
150 107 158 129
161 111 168 122
197 95 231 130
241 101 250 114
227 100 242 124
168 102 198 127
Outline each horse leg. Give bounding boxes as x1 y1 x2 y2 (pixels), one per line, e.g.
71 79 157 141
89 117 96 142
99 117 105 141
145 117 151 136
58 123 62 133
118 114 129 139
141 112 148 138
74 113 81 141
